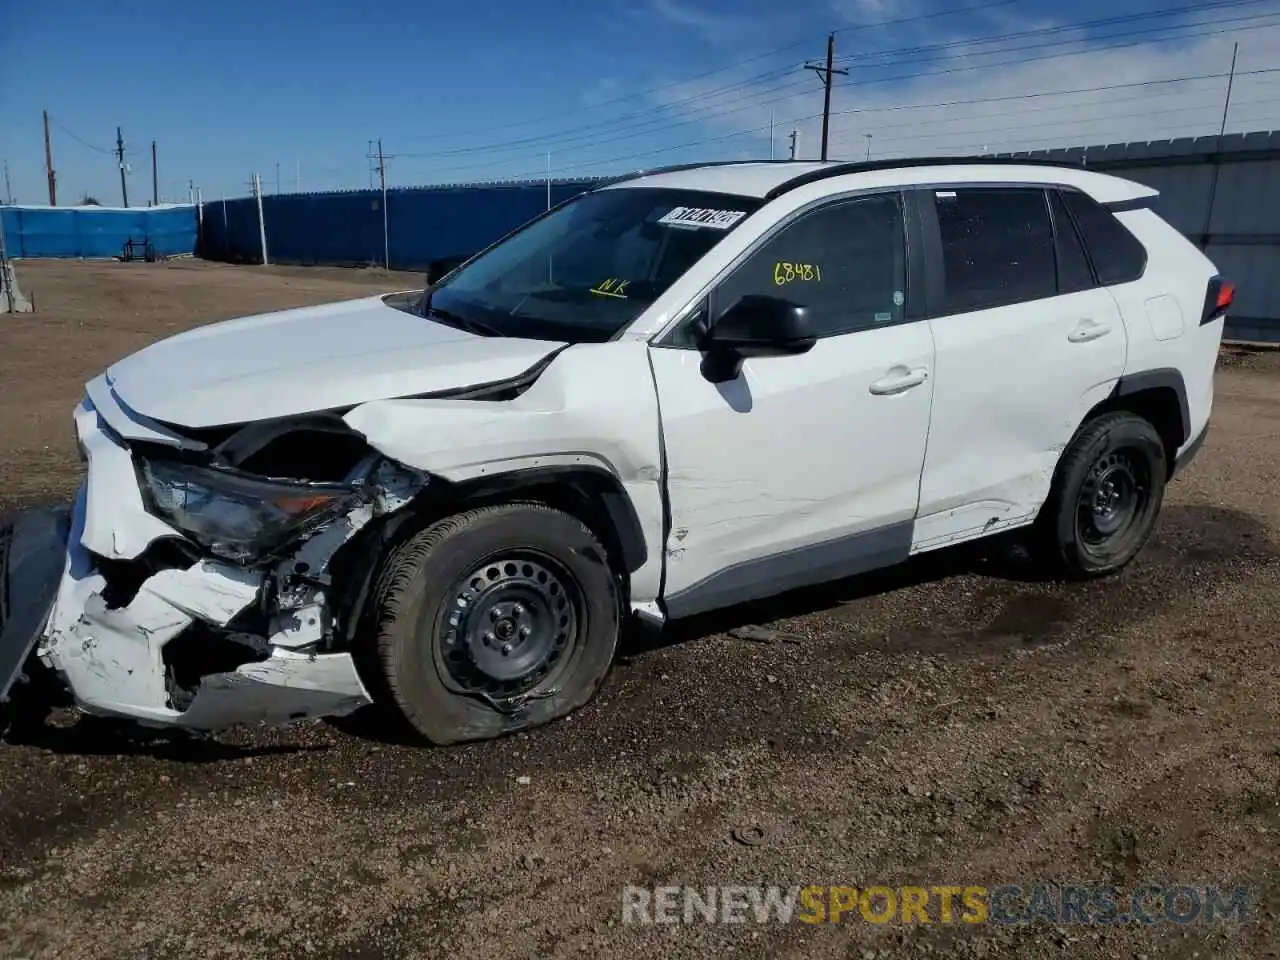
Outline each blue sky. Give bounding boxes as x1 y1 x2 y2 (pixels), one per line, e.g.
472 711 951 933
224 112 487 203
3 0 1280 205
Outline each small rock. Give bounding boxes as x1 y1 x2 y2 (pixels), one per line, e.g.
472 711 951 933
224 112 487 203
766 675 778 684
516 775 532 785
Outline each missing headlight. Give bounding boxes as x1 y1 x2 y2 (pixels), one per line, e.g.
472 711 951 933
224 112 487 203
138 459 361 563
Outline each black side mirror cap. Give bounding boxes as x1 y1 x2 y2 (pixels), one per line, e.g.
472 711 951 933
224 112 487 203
700 295 816 383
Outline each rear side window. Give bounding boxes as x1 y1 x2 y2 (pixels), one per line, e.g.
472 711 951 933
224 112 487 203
1060 189 1147 285
934 188 1057 313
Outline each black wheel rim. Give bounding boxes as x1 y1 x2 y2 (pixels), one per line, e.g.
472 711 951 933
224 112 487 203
435 552 581 699
1076 449 1150 547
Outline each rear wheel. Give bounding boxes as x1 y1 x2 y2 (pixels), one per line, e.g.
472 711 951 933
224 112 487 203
1030 412 1167 579
371 503 621 745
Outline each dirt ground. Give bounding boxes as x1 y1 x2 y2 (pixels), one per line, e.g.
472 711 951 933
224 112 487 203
0 259 1277 960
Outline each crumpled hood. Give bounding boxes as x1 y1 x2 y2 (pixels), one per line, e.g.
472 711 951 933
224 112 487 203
101 294 566 428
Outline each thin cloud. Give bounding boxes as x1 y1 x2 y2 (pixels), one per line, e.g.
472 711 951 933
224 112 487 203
648 0 740 40
646 5 1280 161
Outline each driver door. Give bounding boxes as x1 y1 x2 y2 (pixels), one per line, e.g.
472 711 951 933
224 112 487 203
648 191 936 618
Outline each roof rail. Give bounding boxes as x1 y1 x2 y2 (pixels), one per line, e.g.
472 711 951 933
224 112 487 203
591 159 789 190
762 155 1091 200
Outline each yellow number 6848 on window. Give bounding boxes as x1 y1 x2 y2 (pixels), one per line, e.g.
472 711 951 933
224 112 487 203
774 262 822 285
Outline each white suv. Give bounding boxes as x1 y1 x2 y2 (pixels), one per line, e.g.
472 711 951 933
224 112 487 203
0 159 1229 744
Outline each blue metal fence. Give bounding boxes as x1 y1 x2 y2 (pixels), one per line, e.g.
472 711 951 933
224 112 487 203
0 204 197 259
200 180 606 271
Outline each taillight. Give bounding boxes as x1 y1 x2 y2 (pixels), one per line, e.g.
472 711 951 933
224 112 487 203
1202 276 1234 325
1216 281 1235 311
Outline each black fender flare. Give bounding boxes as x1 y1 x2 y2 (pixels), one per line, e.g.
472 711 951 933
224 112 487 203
447 465 648 575
1112 367 1190 446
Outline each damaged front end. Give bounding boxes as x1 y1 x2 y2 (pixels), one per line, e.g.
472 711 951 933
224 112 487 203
1 389 427 730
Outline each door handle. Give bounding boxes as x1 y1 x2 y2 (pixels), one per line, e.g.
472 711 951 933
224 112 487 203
1067 319 1113 343
869 366 929 396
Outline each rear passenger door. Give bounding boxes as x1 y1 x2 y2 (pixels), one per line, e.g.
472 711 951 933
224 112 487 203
911 185 1127 552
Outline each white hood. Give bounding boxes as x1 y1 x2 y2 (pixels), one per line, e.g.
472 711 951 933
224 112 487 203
100 294 566 428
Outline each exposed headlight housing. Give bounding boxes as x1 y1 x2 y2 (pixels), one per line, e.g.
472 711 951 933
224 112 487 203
138 459 361 562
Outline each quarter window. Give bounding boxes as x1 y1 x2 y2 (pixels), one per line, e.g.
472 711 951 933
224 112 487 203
713 193 908 338
1060 189 1148 285
934 187 1057 313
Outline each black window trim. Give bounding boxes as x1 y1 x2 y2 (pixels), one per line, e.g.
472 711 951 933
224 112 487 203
1046 187 1098 294
654 186 925 348
1054 185 1150 286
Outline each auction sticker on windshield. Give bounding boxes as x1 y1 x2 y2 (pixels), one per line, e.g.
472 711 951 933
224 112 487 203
657 207 748 230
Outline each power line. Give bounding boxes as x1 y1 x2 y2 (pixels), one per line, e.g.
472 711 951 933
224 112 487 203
833 0 1274 63
836 9 1280 89
837 4 1280 76
46 115 113 155
515 65 1280 181
830 95 1279 154
395 1 1279 170
407 14 1280 182
393 0 1019 149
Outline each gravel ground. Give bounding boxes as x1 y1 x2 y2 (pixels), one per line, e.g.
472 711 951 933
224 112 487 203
0 259 1277 959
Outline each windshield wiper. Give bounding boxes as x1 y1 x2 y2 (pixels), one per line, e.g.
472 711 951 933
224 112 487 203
425 304 504 338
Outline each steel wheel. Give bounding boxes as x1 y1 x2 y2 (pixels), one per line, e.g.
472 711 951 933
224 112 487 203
1075 449 1150 551
435 552 582 700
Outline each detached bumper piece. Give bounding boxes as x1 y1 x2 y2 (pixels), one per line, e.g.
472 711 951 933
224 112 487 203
0 507 71 704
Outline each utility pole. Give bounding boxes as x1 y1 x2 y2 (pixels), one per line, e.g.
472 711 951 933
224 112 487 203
804 33 848 162
366 139 393 269
151 141 159 206
3 160 12 205
1202 41 1240 251
43 110 57 206
789 129 800 160
865 133 873 161
116 126 129 207
275 161 281 195
769 108 775 160
252 173 268 265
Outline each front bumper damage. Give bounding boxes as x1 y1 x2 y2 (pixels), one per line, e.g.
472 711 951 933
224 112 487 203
0 396 424 730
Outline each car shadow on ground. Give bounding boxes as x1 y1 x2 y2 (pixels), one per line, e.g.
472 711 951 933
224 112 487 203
0 713 333 761
1 535 1051 756
619 533 1042 659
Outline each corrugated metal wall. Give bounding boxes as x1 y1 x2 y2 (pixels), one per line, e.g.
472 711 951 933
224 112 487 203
1 205 197 259
997 131 1280 342
199 180 605 272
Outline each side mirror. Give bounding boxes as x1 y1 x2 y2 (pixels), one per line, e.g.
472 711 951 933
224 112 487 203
700 295 816 383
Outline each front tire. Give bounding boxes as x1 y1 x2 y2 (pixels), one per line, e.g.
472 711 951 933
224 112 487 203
371 503 621 745
1030 412 1167 579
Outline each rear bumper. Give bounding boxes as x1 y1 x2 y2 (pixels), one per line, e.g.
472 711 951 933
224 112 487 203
0 506 71 704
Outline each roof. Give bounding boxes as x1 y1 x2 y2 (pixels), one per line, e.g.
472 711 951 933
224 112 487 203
601 158 1159 206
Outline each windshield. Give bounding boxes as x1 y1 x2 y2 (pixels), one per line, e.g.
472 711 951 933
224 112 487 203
414 187 761 343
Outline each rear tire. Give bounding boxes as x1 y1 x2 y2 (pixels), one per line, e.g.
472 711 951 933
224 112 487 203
1029 412 1167 579
371 503 621 745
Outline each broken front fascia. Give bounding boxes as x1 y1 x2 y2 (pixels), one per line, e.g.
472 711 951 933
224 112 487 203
38 402 426 728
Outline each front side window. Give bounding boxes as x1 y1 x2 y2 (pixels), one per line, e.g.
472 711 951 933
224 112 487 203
712 192 908 338
934 187 1057 313
411 187 760 343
